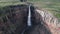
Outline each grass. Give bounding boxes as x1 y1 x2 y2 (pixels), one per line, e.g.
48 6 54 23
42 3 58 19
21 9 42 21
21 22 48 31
28 0 60 20
0 0 60 20
0 2 25 7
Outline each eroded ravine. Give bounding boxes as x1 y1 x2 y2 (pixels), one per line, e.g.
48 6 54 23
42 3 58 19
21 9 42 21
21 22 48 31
0 4 52 34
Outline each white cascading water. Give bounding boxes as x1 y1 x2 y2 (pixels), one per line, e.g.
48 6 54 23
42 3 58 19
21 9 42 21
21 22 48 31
27 4 31 26
21 4 32 34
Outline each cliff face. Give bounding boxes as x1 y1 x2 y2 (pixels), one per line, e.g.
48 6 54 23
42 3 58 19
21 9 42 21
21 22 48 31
36 9 60 34
0 4 59 34
0 5 28 34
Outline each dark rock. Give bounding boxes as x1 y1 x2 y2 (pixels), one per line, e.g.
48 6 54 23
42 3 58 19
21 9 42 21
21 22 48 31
0 4 51 34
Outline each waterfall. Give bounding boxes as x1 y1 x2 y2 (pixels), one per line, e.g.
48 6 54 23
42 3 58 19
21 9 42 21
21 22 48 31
27 4 31 26
21 4 32 34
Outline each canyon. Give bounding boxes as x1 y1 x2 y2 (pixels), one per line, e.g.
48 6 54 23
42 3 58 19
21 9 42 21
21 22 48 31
0 4 60 34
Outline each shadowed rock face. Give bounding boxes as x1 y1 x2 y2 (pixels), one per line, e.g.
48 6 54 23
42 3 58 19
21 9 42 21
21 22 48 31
24 6 51 34
0 5 51 34
0 5 28 34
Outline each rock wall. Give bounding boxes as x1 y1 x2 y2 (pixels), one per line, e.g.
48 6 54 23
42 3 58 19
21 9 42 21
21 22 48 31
23 6 52 34
0 5 52 34
0 5 28 34
0 4 60 34
36 9 60 34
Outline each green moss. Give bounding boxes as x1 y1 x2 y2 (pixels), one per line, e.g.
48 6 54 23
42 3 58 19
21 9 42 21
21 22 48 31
55 14 60 18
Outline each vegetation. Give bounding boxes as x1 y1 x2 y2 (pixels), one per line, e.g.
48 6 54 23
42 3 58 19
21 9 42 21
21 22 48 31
0 0 60 20
28 0 60 21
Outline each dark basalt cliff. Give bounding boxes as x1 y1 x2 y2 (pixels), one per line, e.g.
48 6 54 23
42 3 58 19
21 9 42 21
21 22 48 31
0 4 51 34
0 5 28 34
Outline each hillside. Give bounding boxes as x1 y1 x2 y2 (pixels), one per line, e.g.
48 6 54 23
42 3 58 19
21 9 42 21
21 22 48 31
0 0 60 34
29 0 60 21
0 0 60 21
